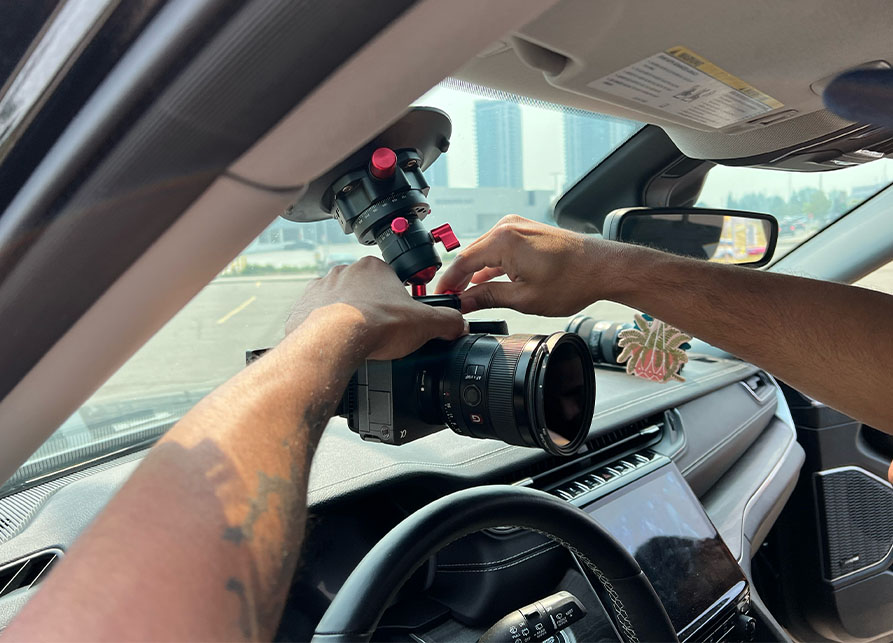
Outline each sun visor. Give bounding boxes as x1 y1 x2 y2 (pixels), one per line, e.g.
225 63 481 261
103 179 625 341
824 68 893 129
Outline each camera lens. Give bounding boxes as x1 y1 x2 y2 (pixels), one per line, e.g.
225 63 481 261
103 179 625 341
540 339 589 447
566 316 633 365
437 332 594 456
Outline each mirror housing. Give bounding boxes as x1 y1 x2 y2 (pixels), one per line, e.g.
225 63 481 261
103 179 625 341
602 207 778 267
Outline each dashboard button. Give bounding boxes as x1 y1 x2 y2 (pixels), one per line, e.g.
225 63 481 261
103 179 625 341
614 460 635 473
558 484 583 498
597 468 618 481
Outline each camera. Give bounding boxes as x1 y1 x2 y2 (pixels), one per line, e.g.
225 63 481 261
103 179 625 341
276 107 596 455
565 316 633 366
338 318 595 456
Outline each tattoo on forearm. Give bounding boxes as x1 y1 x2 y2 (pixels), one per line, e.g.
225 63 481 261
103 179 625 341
222 471 299 545
221 461 307 637
226 577 253 639
218 373 345 637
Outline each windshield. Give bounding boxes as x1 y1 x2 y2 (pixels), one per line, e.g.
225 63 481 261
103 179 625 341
697 160 893 262
2 82 642 493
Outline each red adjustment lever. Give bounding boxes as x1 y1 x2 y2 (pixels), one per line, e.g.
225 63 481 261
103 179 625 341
431 223 460 252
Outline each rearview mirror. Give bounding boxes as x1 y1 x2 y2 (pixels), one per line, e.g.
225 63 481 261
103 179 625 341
602 207 778 267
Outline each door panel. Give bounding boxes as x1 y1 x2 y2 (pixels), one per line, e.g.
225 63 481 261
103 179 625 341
765 384 893 641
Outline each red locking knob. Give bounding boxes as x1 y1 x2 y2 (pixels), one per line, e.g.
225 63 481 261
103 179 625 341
370 147 397 180
431 223 460 252
390 216 410 235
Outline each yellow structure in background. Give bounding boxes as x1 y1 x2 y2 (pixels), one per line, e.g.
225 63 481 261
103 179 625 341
220 255 247 276
714 216 768 264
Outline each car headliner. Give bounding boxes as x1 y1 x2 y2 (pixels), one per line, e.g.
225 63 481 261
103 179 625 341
455 0 893 160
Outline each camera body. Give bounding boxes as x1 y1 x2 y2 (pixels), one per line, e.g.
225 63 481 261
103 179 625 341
340 340 451 446
338 318 509 446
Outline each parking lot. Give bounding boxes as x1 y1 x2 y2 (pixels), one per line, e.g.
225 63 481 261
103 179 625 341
90 269 632 405
89 240 893 407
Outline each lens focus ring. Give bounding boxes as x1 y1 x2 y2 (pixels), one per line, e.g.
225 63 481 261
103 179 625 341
488 335 534 445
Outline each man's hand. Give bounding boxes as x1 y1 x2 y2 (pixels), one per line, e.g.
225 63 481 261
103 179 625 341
287 256 467 360
436 215 625 316
437 214 893 435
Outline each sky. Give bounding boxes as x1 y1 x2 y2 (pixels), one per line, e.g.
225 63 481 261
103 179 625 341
416 82 893 204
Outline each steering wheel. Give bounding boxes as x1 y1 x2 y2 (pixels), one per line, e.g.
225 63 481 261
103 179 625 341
311 485 678 643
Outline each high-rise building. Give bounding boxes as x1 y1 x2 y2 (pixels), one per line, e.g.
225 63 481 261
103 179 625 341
475 101 523 188
424 155 449 187
564 112 637 187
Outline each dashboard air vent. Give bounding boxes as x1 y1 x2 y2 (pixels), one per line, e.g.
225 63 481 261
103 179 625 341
505 413 665 485
0 550 61 598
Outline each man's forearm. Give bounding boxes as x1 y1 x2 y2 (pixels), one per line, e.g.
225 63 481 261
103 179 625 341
606 245 893 431
5 307 366 641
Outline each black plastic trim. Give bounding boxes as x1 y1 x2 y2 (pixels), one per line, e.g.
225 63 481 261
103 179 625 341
554 125 709 234
0 0 170 214
0 0 417 403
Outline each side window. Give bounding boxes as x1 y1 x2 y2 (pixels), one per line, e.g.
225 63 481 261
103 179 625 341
855 260 893 294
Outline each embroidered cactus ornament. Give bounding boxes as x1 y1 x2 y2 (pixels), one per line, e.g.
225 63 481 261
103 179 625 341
617 313 692 383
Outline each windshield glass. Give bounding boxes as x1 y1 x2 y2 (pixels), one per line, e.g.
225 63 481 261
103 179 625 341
2 82 642 493
697 160 893 261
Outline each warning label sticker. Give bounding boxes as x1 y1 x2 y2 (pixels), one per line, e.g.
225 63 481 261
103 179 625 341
587 46 783 129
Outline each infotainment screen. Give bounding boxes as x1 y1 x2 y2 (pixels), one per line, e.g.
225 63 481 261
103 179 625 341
583 466 746 634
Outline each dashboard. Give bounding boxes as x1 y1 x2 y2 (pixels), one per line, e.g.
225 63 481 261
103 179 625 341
0 355 804 641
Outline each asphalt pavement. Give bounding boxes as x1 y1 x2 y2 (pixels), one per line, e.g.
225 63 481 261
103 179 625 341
93 277 308 403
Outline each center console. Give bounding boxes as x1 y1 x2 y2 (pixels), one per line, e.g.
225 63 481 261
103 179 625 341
354 445 765 642
546 455 756 642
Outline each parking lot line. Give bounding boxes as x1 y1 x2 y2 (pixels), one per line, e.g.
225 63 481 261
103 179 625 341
216 295 257 325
